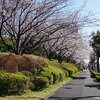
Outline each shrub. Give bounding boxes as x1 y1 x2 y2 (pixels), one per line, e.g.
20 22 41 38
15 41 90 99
33 76 49 90
49 66 65 83
20 71 35 90
61 63 78 76
59 73 65 82
21 71 33 80
90 70 96 78
96 75 100 82
61 66 73 76
40 71 53 84
32 68 37 76
12 73 30 93
51 71 59 83
63 69 69 77
42 67 58 83
0 38 13 52
0 71 29 95
43 66 65 83
0 70 7 74
79 68 83 71
67 69 73 76
90 70 100 78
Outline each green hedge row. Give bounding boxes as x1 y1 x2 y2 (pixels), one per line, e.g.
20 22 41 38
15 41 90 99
31 63 79 90
40 71 53 84
90 70 100 78
0 62 79 93
33 76 49 90
0 70 29 95
62 63 78 77
90 70 100 82
96 75 100 82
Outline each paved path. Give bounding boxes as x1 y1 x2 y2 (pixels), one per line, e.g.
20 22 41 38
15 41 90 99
47 70 100 100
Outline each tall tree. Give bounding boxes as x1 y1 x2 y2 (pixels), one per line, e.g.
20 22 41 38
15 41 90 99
0 0 71 55
90 31 100 72
89 52 96 71
0 0 99 56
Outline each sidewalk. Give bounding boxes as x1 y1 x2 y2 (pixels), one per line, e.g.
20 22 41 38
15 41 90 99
47 69 100 100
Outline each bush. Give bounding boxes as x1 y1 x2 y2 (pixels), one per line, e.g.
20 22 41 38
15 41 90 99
61 63 78 76
67 69 73 76
21 71 33 80
12 73 30 93
51 71 59 83
63 69 69 77
0 70 7 74
32 68 37 76
50 67 65 83
96 75 100 82
43 66 65 83
40 71 53 84
62 66 73 76
59 73 65 82
0 38 13 52
90 70 100 78
0 71 29 95
79 68 83 71
33 76 49 90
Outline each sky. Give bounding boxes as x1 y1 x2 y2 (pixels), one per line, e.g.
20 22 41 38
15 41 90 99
74 0 100 35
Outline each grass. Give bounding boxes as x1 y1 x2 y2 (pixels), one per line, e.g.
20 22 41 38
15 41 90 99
0 72 80 100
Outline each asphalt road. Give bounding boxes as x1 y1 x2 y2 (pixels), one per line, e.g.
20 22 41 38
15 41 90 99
47 69 100 100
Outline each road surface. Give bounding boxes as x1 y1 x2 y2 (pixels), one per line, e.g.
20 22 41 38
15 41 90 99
48 69 100 100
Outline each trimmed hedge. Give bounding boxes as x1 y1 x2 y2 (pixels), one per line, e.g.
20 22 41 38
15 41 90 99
62 63 78 76
96 75 100 82
32 68 37 76
43 66 65 83
0 70 29 95
50 66 65 82
0 55 80 92
33 76 49 90
40 71 53 84
90 70 100 82
21 71 33 80
90 70 100 78
63 69 69 77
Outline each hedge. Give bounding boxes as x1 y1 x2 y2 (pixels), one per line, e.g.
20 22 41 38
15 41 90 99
63 69 69 77
40 71 53 84
62 63 78 76
96 75 100 82
43 66 65 83
33 76 49 90
0 70 30 95
21 71 33 80
90 70 100 78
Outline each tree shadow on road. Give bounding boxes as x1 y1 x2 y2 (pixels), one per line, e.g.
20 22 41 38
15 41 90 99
85 84 100 89
71 76 87 80
48 95 100 100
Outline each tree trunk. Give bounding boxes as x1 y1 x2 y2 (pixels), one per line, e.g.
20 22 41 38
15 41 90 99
57 55 63 63
91 63 94 70
58 59 63 63
97 56 99 72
